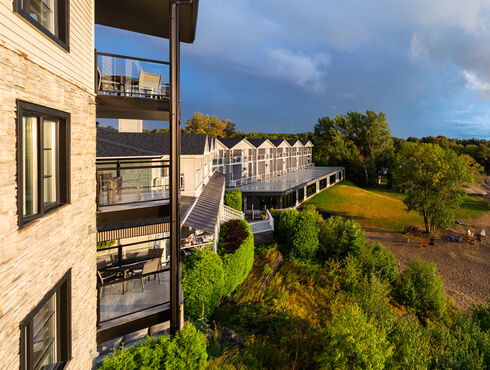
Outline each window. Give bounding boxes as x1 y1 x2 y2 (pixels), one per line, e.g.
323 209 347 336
20 270 71 370
17 101 70 228
15 0 69 50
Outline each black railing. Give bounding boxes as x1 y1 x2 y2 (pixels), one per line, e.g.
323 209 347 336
96 51 170 100
96 159 170 209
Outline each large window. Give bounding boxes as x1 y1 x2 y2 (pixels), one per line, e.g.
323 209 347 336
20 270 71 370
15 0 69 50
17 101 70 228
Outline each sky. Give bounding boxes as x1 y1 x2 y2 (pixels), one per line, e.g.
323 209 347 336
95 0 490 139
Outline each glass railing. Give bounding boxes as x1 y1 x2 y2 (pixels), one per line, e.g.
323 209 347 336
96 51 170 100
96 159 169 209
96 237 170 324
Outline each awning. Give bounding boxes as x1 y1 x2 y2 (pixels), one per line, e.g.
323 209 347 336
183 172 226 233
95 0 200 43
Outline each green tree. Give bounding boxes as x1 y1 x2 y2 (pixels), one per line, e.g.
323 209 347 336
313 111 393 185
392 142 472 233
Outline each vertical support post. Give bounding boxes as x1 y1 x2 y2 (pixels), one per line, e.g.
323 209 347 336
169 0 183 335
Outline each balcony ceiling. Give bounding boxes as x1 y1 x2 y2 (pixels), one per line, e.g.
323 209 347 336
95 0 199 43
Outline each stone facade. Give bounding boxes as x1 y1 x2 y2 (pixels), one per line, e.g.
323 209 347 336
0 43 97 368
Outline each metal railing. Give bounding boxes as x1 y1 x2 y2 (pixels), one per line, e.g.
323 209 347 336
227 163 315 188
96 159 170 209
96 51 170 100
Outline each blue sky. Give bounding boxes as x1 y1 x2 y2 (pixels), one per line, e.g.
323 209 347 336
96 0 490 139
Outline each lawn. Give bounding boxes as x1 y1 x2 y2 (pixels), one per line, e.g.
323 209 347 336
303 180 489 232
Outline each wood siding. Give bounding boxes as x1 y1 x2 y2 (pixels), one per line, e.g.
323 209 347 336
0 0 94 92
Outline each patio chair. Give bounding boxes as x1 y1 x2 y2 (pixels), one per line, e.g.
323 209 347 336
132 259 161 291
97 67 123 95
147 248 164 269
138 70 162 98
96 269 119 295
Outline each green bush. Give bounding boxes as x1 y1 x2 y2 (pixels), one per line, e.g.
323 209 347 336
316 302 393 369
386 318 431 369
224 189 242 212
472 300 490 331
317 216 365 260
272 209 299 245
182 248 225 320
218 219 254 295
290 212 319 260
395 258 448 319
99 323 207 369
357 242 398 282
426 317 488 369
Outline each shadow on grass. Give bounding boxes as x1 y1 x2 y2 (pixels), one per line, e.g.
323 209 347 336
460 197 489 212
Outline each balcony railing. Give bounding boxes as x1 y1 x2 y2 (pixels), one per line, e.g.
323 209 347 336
96 159 170 209
231 156 242 164
96 51 170 100
96 237 170 325
213 158 224 166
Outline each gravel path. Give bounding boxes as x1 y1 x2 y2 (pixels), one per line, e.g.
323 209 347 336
365 212 490 311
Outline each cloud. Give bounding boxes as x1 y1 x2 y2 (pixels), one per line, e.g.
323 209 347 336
410 33 429 61
461 70 490 99
265 49 330 92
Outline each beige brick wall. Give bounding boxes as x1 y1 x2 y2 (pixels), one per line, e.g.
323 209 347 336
0 44 97 369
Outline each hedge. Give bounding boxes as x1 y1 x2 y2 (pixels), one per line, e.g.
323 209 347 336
99 322 207 369
291 212 319 260
218 219 254 295
182 248 225 320
271 208 299 245
224 189 242 212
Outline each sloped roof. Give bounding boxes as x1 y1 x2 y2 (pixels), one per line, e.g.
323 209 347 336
287 139 301 146
246 138 268 148
96 128 208 157
269 139 289 147
216 137 244 149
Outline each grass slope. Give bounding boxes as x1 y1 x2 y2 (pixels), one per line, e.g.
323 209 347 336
303 181 488 232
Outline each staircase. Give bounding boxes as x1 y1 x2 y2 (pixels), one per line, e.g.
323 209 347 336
221 204 244 223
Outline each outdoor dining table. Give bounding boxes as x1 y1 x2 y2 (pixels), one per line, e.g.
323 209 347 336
101 258 148 294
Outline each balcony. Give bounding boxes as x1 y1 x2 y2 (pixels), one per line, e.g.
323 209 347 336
95 51 170 120
96 159 171 228
231 156 242 164
96 237 171 343
213 158 224 166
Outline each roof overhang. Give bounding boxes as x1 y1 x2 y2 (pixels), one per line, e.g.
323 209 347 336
95 0 199 43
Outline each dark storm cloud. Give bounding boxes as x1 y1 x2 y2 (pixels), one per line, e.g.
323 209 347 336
96 0 490 139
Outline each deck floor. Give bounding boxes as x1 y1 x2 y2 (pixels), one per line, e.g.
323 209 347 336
100 271 170 323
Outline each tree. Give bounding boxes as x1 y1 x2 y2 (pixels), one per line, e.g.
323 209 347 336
184 112 237 138
392 142 472 233
313 111 393 186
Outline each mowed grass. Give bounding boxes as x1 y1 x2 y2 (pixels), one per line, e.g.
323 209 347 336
303 180 489 232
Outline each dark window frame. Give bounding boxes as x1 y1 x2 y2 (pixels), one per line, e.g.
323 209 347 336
14 0 70 51
20 269 72 370
17 100 71 229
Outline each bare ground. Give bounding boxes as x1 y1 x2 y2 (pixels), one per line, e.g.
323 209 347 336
365 211 490 311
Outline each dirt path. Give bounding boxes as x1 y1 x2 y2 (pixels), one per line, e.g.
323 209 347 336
365 212 490 311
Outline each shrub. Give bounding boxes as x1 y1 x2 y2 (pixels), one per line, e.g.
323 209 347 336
219 219 254 295
182 248 225 320
163 323 208 369
472 300 490 331
317 216 365 260
224 189 242 212
290 212 319 260
395 258 448 319
100 323 207 369
357 242 398 282
316 302 393 369
272 209 299 245
386 318 431 369
427 317 488 369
